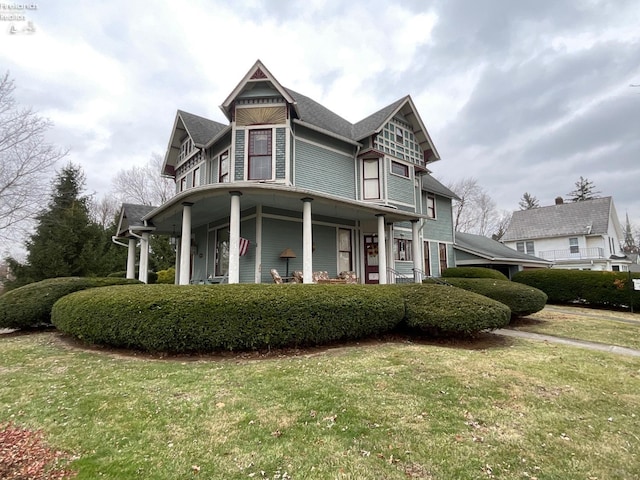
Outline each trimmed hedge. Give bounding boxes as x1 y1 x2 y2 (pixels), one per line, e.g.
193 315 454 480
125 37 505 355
156 268 176 284
395 284 511 336
442 278 547 318
442 267 508 280
513 269 640 309
0 277 142 330
52 283 512 352
108 271 158 284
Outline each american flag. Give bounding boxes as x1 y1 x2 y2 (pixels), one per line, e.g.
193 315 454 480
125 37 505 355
239 237 250 256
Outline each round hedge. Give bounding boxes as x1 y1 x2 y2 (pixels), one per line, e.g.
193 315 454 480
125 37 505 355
52 283 513 353
0 277 142 330
443 278 547 318
394 284 511 336
52 284 407 352
442 267 509 280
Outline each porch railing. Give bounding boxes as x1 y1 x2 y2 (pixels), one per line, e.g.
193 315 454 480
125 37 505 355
387 267 413 284
538 247 605 261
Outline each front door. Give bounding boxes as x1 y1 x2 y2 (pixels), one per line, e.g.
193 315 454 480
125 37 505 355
364 235 379 284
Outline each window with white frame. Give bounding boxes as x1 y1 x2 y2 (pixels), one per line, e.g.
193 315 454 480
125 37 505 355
179 137 194 162
248 129 272 180
426 193 436 219
516 241 535 255
192 167 201 188
569 237 579 254
338 228 352 272
394 238 412 261
179 176 187 192
439 243 447 274
363 158 380 199
219 150 229 183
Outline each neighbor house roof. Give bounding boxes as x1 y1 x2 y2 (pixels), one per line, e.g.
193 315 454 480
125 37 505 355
502 197 615 242
455 232 552 266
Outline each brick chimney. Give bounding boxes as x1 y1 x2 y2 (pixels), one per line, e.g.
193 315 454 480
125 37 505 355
555 196 564 205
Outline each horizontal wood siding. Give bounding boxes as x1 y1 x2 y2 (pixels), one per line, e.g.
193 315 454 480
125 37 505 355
387 161 414 206
423 194 454 243
295 139 355 199
239 219 256 283
234 129 245 181
275 127 286 180
192 225 208 283
310 224 338 276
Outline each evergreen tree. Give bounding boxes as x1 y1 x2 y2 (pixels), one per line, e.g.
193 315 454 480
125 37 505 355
566 176 601 202
149 234 176 271
518 192 540 210
7 163 120 286
623 213 639 253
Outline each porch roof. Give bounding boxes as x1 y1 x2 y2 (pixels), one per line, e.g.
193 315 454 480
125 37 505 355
143 183 427 235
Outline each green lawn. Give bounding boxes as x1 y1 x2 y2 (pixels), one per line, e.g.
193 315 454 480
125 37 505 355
512 305 640 350
1 328 639 479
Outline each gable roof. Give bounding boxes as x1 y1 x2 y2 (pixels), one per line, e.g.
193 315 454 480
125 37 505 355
422 174 460 200
502 197 616 242
455 231 551 266
116 203 156 237
178 110 228 147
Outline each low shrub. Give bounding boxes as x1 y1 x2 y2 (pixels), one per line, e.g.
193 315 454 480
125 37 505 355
442 267 508 280
513 269 640 310
52 284 406 353
107 270 157 284
52 283 513 353
443 278 547 318
394 284 511 336
0 277 141 330
156 268 176 284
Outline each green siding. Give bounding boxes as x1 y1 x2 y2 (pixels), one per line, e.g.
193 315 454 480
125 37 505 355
387 159 414 206
423 193 454 243
239 218 256 283
192 225 208 283
295 139 356 199
275 127 286 179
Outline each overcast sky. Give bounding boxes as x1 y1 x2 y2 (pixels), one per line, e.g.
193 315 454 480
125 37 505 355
2 0 640 236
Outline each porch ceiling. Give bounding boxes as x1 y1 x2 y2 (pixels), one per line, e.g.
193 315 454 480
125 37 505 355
144 183 425 235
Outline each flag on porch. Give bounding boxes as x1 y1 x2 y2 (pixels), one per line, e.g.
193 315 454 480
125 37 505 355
239 237 250 256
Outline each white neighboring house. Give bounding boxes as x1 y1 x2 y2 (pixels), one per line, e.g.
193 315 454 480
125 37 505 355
502 196 631 272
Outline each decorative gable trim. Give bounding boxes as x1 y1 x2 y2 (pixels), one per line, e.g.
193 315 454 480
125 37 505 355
220 60 296 121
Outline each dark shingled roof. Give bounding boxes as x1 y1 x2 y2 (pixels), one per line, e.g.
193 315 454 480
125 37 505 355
178 110 227 146
353 96 407 140
455 231 550 264
421 174 460 199
285 88 355 140
502 197 613 242
122 203 156 228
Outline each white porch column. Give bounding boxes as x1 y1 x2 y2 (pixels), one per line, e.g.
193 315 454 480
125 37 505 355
138 232 149 284
411 220 422 283
229 191 242 284
126 238 136 279
377 214 387 284
179 202 193 285
174 238 181 285
302 197 313 283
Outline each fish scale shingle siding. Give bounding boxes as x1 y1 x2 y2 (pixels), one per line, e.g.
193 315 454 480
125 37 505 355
234 130 245 181
275 128 286 179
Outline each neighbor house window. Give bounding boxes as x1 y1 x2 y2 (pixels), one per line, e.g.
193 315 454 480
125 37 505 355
391 161 409 178
516 241 535 255
569 237 579 254
394 239 412 261
248 129 272 180
439 243 448 274
219 150 229 183
338 228 352 272
363 158 380 199
426 193 436 219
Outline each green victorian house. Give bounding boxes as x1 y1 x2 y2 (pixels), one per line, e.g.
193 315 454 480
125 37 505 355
114 60 457 284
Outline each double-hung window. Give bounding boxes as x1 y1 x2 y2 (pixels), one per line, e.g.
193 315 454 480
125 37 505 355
394 239 412 261
569 237 579 254
426 193 436 219
363 159 380 199
219 151 229 183
248 129 272 180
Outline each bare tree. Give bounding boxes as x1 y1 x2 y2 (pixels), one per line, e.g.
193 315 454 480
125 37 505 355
0 72 67 241
111 153 174 206
88 195 120 228
447 177 507 238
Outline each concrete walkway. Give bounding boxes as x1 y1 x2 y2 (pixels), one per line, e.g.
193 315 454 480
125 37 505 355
494 328 640 358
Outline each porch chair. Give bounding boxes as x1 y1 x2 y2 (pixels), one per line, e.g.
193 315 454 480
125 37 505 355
338 271 358 284
291 270 304 283
270 268 283 284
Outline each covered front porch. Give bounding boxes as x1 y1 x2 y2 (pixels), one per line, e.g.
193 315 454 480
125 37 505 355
115 183 427 285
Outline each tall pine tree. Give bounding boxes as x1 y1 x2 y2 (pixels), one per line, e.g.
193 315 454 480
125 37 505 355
518 192 540 210
566 176 601 202
8 164 118 286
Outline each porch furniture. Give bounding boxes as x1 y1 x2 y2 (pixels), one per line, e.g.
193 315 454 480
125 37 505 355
312 271 330 283
338 271 358 284
279 247 296 277
270 268 283 284
291 270 304 283
206 274 228 284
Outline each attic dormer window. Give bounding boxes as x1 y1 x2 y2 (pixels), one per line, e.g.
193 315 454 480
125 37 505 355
396 128 404 144
179 137 193 162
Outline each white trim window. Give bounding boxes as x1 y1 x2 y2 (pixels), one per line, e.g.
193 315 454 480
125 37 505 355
248 129 272 180
363 158 380 200
338 228 352 273
426 193 436 219
219 150 230 183
192 166 201 188
391 161 409 178
516 241 535 255
394 238 412 261
179 137 194 162
569 237 579 254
